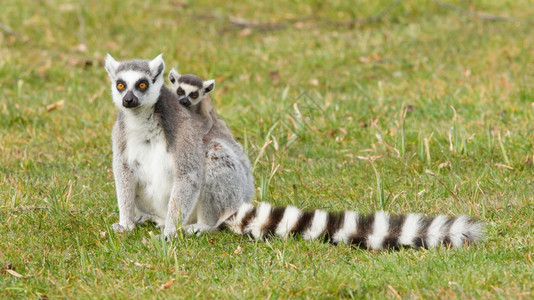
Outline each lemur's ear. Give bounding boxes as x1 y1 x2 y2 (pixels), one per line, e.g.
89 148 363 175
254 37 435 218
203 79 215 94
168 68 181 84
104 53 119 80
149 54 165 83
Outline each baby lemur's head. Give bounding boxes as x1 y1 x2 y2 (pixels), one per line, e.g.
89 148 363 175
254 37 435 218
168 68 215 107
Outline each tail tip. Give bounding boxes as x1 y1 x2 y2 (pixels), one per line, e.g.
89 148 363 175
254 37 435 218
465 219 486 244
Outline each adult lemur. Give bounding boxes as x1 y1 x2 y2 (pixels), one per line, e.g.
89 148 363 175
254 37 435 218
105 55 484 249
105 54 253 237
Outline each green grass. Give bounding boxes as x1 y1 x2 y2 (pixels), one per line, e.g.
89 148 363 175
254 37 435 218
1 0 533 298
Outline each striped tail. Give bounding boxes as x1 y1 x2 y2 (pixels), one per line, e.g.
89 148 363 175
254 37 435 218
222 202 485 250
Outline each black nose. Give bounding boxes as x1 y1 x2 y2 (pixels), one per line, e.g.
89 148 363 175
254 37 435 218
179 98 191 107
122 91 139 108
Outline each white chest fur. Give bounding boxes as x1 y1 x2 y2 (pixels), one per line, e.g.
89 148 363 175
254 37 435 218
125 115 174 222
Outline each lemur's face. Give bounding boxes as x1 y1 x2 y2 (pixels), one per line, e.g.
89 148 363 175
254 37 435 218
175 83 203 107
104 54 165 109
168 69 215 108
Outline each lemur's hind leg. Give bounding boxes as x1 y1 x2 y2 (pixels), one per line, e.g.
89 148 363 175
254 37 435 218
188 140 251 235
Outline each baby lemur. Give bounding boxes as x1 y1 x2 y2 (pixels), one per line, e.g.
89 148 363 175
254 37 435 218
168 68 218 135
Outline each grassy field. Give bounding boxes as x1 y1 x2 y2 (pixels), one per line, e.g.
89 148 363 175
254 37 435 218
1 0 533 298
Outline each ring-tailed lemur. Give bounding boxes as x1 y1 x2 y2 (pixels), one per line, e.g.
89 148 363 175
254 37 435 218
104 54 254 237
104 55 484 249
167 68 216 135
168 68 215 109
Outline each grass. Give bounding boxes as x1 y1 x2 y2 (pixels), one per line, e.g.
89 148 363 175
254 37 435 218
1 0 533 298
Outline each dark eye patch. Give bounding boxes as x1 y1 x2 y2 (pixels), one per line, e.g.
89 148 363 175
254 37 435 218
116 80 127 91
190 91 199 99
135 78 149 91
177 88 185 96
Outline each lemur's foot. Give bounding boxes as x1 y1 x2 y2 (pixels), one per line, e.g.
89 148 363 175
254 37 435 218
163 225 177 240
184 224 217 236
134 215 150 225
111 222 135 232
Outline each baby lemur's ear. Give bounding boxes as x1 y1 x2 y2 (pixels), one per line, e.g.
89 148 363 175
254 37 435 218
203 79 215 94
168 68 181 84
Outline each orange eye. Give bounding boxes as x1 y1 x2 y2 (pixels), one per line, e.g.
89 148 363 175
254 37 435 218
177 89 185 96
117 83 125 90
139 83 147 89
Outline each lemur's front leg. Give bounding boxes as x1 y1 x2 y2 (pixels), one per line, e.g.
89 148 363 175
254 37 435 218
111 152 137 232
163 172 203 238
163 148 204 238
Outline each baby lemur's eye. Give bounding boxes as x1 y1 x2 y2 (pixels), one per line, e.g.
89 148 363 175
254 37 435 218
177 88 185 96
117 82 126 90
190 92 199 99
138 82 147 89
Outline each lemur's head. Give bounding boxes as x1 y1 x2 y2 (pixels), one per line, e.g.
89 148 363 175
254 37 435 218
168 68 215 107
104 54 165 109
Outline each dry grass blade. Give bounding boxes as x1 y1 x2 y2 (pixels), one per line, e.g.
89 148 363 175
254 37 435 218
6 269 27 279
160 278 175 289
46 99 65 112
